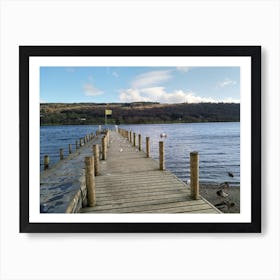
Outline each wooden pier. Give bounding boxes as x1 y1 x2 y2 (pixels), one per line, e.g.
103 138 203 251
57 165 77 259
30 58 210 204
80 130 220 214
40 129 220 214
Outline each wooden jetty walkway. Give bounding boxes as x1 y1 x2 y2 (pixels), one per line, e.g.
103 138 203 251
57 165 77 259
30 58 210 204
80 130 220 214
40 128 220 214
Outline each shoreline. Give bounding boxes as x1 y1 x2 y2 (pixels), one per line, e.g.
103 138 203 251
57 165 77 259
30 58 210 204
40 120 240 126
200 184 240 213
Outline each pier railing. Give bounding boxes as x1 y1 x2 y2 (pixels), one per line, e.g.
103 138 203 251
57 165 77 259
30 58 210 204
42 131 98 170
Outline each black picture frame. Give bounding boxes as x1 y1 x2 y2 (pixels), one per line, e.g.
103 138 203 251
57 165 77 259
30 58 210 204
20 46 261 233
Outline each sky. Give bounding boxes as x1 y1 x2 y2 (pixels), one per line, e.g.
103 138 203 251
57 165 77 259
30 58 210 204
40 66 240 104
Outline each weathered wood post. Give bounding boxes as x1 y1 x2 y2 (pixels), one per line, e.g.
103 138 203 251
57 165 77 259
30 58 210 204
133 133 136 147
138 134 142 151
44 155 49 170
68 144 72 154
130 131 132 143
93 144 100 176
84 136 87 144
102 136 107 160
146 137 150 158
76 140 78 150
59 148 64 160
190 151 199 200
85 156 96 207
80 138 83 147
159 141 165 170
107 130 110 147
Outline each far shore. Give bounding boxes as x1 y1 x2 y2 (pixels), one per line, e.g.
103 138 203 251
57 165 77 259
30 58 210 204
40 120 240 126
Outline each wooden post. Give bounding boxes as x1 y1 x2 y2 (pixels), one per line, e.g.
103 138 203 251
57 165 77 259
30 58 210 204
190 151 199 200
102 136 107 160
133 133 136 147
159 141 164 170
59 148 64 160
107 131 110 147
80 138 82 147
130 131 132 143
85 156 96 207
84 136 87 144
93 144 100 176
44 155 49 170
76 140 78 150
68 144 72 154
138 134 142 151
146 137 150 158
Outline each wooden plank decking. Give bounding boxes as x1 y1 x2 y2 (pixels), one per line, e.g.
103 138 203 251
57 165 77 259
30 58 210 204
80 130 221 214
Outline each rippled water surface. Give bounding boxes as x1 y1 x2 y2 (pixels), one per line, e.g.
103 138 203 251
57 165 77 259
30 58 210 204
40 122 240 185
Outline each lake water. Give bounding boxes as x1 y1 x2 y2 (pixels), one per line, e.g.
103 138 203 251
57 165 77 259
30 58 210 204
40 122 240 185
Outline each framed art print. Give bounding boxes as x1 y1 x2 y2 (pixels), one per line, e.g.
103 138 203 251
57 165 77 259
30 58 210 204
19 46 261 233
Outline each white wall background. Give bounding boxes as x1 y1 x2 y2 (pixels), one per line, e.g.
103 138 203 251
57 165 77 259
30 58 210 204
0 0 279 279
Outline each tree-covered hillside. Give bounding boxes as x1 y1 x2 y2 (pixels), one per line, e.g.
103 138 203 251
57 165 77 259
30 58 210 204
40 102 240 125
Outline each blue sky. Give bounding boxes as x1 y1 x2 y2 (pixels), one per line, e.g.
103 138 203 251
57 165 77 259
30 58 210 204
40 66 240 104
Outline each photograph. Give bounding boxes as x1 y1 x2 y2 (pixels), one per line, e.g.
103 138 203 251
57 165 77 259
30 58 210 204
40 66 240 215
20 46 261 232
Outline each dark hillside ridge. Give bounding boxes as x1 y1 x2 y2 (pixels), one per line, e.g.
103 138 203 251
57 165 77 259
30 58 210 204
40 102 240 125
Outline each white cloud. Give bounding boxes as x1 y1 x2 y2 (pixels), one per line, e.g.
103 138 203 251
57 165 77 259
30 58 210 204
218 78 237 87
119 87 223 104
131 70 172 88
222 97 240 103
83 83 103 96
119 88 149 103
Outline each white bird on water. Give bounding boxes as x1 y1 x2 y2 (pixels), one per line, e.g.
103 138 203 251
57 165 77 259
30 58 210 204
160 133 167 138
119 148 123 152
